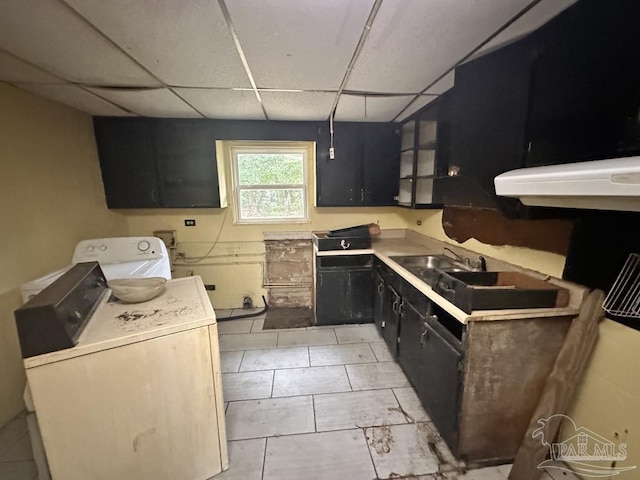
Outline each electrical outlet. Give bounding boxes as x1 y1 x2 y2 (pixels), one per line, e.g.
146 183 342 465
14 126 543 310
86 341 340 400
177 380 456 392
184 219 196 227
204 284 215 291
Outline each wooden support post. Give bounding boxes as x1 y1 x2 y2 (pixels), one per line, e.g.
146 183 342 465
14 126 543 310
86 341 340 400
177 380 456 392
509 289 605 480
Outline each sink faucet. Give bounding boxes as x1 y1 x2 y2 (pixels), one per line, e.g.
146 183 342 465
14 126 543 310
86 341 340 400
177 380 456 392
443 247 469 266
443 247 487 271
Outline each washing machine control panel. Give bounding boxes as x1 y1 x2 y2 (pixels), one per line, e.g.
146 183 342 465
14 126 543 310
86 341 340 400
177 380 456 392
73 237 168 264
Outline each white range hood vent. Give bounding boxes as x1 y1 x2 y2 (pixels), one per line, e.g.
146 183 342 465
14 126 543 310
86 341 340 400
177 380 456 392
494 156 640 212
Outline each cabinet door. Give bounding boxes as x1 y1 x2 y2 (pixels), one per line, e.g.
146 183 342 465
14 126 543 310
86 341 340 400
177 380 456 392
363 123 400 206
153 120 221 207
443 34 537 209
347 269 373 322
372 271 385 334
398 300 425 390
419 320 462 450
382 286 400 356
315 123 363 206
526 0 640 166
316 270 349 325
94 118 160 208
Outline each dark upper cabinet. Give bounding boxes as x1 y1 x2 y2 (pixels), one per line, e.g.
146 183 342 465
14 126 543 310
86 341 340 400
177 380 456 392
526 0 640 166
154 120 223 208
94 118 225 208
315 123 363 206
439 0 640 215
363 123 401 205
441 33 537 212
94 118 159 208
315 122 400 206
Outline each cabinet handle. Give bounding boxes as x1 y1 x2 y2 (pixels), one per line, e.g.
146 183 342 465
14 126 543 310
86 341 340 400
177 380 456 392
397 300 404 315
421 328 429 346
392 298 398 313
360 188 364 203
377 282 384 294
340 239 351 249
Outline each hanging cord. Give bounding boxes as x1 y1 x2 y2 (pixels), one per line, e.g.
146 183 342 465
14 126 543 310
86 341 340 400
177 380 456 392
181 207 229 264
217 295 269 322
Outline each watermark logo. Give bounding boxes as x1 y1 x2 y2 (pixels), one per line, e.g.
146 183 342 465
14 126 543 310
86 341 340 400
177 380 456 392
533 414 636 477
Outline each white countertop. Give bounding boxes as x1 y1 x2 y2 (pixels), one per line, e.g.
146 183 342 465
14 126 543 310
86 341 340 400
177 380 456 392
315 234 584 324
24 276 216 368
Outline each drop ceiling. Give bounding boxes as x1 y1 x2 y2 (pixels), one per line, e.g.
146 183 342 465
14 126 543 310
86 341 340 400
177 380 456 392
0 0 576 122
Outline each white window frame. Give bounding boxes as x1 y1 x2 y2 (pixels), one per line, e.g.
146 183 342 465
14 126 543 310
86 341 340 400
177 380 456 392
230 142 311 225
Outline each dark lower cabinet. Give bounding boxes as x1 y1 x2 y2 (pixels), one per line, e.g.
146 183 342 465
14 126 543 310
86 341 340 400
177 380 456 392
419 315 463 450
315 255 373 325
397 299 425 390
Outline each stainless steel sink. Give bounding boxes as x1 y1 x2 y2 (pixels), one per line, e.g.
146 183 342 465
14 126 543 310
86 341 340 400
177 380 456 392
389 254 471 284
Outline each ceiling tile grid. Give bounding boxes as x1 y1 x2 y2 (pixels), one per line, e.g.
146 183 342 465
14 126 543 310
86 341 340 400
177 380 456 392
0 0 159 86
175 88 265 120
17 84 132 116
62 0 250 88
0 0 575 121
225 0 375 90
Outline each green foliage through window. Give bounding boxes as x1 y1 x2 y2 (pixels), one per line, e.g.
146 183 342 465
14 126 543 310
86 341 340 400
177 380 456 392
233 147 308 223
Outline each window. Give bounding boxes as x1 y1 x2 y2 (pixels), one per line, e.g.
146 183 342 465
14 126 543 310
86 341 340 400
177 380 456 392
230 143 310 224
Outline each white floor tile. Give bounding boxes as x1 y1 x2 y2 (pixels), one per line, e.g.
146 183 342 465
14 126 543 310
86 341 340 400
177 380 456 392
240 347 309 371
272 366 350 397
309 343 377 366
370 341 394 362
335 324 383 344
393 387 432 423
440 465 509 479
251 318 265 332
263 429 376 480
220 351 244 373
0 413 28 458
216 438 266 480
226 396 315 440
346 362 411 390
219 332 278 352
218 319 254 334
0 461 37 480
0 433 33 463
222 370 274 401
215 309 234 319
366 423 440 478
277 329 337 348
314 389 407 432
232 308 265 317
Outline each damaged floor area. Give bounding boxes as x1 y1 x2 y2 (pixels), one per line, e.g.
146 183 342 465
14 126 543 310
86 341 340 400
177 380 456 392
215 310 574 480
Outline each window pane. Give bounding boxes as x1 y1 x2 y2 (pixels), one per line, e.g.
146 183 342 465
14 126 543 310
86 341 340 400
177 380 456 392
239 188 305 220
237 153 304 185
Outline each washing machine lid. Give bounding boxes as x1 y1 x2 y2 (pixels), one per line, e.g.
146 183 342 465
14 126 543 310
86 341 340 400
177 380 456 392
101 257 171 281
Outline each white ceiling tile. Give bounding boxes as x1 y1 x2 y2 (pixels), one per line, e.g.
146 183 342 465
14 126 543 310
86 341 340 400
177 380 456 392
63 0 250 88
395 95 438 122
346 0 532 93
87 88 201 117
335 95 415 121
226 0 374 90
472 0 578 58
0 51 64 84
424 71 455 95
175 88 265 120
17 84 131 116
261 91 335 121
0 0 158 86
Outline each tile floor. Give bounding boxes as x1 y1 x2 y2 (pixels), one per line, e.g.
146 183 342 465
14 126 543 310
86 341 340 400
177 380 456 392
0 307 578 480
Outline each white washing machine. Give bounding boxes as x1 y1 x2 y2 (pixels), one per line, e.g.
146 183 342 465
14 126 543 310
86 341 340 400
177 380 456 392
20 236 172 480
20 237 171 303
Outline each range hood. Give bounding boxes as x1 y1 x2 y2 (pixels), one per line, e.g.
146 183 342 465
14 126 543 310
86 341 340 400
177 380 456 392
494 157 640 212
